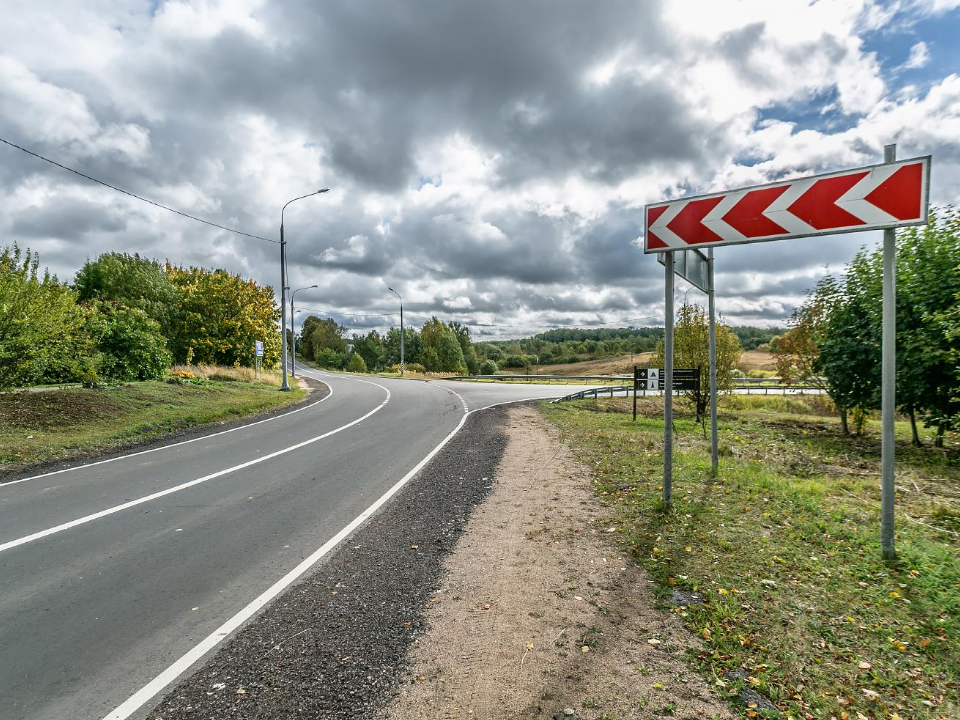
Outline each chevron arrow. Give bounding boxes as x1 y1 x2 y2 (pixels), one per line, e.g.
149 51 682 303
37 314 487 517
644 156 929 253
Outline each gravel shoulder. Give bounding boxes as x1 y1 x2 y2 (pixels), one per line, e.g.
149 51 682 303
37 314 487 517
383 406 734 720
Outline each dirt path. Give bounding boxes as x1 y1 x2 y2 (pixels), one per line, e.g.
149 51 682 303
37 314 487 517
382 406 734 720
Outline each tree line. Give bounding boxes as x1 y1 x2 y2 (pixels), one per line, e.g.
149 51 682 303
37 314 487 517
773 207 960 445
297 316 484 375
0 248 281 389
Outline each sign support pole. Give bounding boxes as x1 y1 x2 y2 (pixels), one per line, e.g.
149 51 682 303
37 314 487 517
708 248 718 476
881 144 897 561
663 253 675 511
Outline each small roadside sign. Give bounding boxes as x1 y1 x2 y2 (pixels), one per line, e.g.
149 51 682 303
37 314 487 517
634 367 699 391
255 340 264 357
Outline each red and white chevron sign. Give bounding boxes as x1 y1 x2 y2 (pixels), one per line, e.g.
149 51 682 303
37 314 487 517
644 156 930 253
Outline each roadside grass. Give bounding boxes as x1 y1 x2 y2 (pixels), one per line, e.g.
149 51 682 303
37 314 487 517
0 368 306 473
542 395 959 720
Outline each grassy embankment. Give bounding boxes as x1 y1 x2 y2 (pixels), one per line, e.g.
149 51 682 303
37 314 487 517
0 364 306 473
543 395 958 720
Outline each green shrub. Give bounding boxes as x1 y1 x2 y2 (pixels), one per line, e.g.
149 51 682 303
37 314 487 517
388 362 426 374
345 353 367 373
479 359 499 375
90 302 172 381
315 348 345 369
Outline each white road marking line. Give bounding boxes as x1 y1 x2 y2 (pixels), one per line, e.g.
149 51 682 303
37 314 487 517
101 383 554 720
0 382 389 555
1 380 334 489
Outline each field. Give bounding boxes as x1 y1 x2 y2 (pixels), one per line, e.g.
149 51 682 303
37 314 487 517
502 351 777 377
542 395 958 720
0 366 307 474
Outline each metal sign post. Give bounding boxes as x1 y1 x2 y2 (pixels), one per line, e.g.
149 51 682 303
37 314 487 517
708 248 718 476
658 247 717 472
255 340 264 382
881 144 897 560
663 253 674 511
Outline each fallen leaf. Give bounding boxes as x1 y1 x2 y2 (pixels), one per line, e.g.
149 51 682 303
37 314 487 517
857 661 872 670
581 645 590 653
236 688 246 695
525 641 534 650
481 603 491 610
647 638 661 646
919 637 932 648
861 689 879 700
701 628 712 640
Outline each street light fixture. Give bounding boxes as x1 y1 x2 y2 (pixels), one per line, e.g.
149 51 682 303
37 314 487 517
280 189 328 391
290 284 318 378
387 286 404 375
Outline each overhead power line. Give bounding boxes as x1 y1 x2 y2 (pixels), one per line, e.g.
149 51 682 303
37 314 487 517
0 135 277 244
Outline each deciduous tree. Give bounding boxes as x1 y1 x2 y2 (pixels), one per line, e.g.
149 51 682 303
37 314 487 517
166 265 280 367
654 303 742 423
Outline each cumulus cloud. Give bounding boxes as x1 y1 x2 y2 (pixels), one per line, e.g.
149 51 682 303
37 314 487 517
1 0 959 337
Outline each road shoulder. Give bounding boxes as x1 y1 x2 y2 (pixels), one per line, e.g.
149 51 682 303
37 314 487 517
383 405 734 719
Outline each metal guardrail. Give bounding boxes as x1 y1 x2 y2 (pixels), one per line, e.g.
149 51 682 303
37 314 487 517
550 385 635 402
550 384 825 402
445 374 633 382
447 374 825 392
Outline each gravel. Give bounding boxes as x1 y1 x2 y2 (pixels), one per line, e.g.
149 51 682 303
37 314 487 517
147 405 510 720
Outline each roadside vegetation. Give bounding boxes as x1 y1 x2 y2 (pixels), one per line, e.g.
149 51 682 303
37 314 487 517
1 247 282 390
773 208 960 443
544 394 959 720
0 365 305 473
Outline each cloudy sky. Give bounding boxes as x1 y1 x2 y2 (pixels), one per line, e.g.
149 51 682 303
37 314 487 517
2 0 960 339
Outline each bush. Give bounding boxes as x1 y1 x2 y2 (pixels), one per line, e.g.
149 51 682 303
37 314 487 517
479 359 499 375
91 303 172 381
345 353 367 373
389 363 426 374
315 348 345 369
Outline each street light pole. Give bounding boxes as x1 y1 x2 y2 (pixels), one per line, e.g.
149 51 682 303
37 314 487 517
290 284 318 378
279 189 328 391
388 286 404 375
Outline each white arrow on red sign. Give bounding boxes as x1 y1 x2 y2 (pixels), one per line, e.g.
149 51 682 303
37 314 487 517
644 156 930 253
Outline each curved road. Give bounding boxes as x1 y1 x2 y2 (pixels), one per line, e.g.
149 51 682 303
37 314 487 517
0 371 603 720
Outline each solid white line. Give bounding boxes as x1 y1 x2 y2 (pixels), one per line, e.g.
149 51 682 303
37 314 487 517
1 380 334 489
0 382 388 555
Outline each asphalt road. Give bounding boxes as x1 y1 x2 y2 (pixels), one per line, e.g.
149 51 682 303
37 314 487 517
0 370 603 720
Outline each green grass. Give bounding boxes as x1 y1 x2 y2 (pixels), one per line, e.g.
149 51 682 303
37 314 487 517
542 395 959 720
0 374 306 472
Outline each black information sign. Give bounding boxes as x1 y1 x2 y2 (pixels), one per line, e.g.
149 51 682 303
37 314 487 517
634 367 700 391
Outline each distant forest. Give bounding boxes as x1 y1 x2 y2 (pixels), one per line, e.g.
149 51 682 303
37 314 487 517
476 325 781 369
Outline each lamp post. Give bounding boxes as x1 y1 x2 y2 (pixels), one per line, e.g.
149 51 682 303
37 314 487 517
280 189 328 391
290 284 318 378
388 286 404 375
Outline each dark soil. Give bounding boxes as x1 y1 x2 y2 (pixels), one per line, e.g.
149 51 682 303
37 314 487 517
146 405 510 720
0 388 126 430
0 378 329 483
